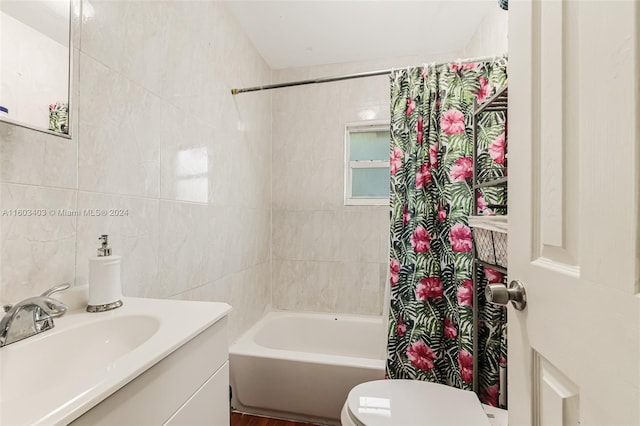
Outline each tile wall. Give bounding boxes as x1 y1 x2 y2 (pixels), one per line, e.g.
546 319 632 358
269 2 507 314
0 0 272 339
271 54 457 315
0 1 508 335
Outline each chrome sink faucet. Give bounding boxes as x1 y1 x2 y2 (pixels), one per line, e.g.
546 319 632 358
0 283 70 347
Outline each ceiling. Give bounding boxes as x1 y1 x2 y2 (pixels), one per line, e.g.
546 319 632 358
225 0 498 70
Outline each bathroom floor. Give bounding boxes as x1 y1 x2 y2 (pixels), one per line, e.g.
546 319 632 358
231 412 318 426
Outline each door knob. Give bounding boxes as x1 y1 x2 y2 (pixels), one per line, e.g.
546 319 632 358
485 280 527 311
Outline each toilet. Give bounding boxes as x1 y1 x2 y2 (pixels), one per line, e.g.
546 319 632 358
341 380 507 426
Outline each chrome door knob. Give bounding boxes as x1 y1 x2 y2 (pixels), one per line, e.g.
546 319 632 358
485 280 527 311
486 284 510 305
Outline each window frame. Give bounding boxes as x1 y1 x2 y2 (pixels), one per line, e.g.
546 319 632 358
344 120 390 206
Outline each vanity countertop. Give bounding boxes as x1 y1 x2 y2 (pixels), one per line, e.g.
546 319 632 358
0 296 232 425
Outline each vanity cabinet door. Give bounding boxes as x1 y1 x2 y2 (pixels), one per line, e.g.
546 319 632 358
71 318 229 425
165 363 230 426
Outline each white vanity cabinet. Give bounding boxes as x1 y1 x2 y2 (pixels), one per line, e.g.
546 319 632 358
72 316 230 426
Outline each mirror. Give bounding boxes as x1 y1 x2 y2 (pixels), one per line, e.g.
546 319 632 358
0 0 72 137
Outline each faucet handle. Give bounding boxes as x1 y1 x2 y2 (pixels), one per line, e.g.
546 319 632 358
40 283 71 298
3 304 12 313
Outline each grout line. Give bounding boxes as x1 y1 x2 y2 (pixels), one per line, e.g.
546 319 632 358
73 7 82 289
0 183 264 210
167 260 273 300
269 68 274 312
72 183 79 288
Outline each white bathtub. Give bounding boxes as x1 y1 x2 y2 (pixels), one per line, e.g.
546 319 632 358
230 311 386 424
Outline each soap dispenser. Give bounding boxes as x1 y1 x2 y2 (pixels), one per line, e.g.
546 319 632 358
87 235 123 312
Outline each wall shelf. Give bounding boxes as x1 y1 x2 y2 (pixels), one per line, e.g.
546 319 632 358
474 177 508 189
470 84 508 409
475 258 508 275
474 87 508 114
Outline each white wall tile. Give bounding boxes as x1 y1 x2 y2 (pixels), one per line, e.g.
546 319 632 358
160 1 220 124
334 261 385 315
273 260 332 312
172 261 271 341
78 53 161 198
271 60 398 315
119 0 168 97
160 103 214 204
0 122 78 189
273 259 384 315
156 200 212 298
0 184 77 303
0 2 272 342
228 262 271 339
1 124 46 186
79 0 128 72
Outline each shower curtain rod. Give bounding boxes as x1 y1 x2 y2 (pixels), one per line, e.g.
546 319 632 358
230 54 506 95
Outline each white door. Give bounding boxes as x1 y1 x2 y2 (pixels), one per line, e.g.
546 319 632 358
508 0 639 424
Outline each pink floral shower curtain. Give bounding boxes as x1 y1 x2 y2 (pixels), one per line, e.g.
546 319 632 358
386 60 508 406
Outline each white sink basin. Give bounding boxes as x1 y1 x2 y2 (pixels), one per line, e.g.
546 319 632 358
0 296 231 425
1 315 160 403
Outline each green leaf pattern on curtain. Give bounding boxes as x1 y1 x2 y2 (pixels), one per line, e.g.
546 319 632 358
386 60 508 407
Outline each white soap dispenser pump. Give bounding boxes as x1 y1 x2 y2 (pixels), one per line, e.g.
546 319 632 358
87 234 123 312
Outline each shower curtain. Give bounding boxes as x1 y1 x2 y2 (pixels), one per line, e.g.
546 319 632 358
386 60 507 407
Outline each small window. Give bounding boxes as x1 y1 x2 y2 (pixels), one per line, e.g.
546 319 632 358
344 122 390 206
